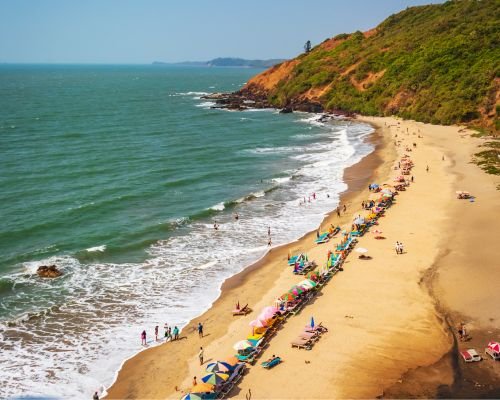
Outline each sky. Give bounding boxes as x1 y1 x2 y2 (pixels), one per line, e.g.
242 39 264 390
0 0 445 64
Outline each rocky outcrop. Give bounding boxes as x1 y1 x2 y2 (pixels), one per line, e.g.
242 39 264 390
36 265 62 278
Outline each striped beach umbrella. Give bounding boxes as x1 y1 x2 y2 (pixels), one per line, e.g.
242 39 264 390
233 340 253 351
201 372 229 385
206 361 232 373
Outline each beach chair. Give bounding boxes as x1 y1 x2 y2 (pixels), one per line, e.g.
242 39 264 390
315 233 329 244
299 331 320 342
235 347 260 364
261 356 281 369
232 304 250 316
291 338 313 350
218 363 246 398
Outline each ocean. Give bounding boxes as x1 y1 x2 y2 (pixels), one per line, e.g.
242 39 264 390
0 64 374 398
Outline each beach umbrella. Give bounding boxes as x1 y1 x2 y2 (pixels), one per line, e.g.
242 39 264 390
260 306 278 318
206 361 232 373
290 285 306 295
190 383 215 393
353 217 365 225
222 356 239 367
311 316 315 328
233 340 253 351
181 393 203 400
306 271 319 280
201 372 229 385
249 319 267 328
298 279 317 289
280 292 296 302
355 247 368 254
487 341 500 352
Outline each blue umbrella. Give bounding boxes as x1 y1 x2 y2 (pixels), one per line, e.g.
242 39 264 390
311 316 315 328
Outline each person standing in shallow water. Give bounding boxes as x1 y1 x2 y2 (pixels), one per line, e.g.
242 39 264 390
141 330 146 346
154 325 159 341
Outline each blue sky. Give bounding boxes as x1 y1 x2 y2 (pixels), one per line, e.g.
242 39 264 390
0 0 444 63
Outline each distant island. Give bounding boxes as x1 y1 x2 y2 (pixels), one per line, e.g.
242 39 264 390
152 57 287 68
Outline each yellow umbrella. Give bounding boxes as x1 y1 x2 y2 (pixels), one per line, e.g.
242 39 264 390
190 383 215 393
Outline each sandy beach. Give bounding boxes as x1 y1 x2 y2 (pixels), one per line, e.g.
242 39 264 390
106 116 500 399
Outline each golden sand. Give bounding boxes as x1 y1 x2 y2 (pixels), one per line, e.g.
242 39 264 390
106 117 500 399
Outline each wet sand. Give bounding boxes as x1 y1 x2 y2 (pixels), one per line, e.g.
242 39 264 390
106 117 500 399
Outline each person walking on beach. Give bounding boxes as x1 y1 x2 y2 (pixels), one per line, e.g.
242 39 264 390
154 325 159 341
343 204 346 212
336 207 340 217
198 322 204 338
193 376 197 386
173 326 179 340
395 242 400 255
168 326 172 340
141 330 147 346
411 176 414 182
164 323 169 338
399 242 404 254
426 165 429 172
199 347 204 365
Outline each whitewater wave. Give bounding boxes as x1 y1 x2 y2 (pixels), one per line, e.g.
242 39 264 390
86 245 107 253
0 113 374 399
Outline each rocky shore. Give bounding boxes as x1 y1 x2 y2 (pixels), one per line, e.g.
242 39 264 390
201 90 355 117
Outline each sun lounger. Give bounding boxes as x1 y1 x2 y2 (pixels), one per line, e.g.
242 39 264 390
305 323 328 333
315 233 330 244
232 304 251 316
218 363 246 398
291 338 313 350
261 356 281 369
299 331 320 342
235 347 261 364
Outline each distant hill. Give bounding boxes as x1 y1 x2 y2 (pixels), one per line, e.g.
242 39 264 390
238 0 499 131
152 58 286 68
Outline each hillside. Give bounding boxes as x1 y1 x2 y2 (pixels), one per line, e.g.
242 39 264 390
238 0 499 131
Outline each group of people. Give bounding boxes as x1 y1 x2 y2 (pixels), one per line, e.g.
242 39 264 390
395 241 405 255
141 324 180 346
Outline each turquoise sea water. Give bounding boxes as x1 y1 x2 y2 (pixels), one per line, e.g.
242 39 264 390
0 65 373 397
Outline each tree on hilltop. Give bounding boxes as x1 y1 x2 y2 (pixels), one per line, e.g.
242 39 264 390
304 40 311 53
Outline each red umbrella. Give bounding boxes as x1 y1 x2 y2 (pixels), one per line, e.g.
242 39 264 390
487 341 500 352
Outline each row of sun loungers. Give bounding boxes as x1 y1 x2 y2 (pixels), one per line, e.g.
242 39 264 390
216 363 246 399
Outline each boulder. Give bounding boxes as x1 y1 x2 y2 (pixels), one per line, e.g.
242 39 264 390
279 107 293 114
36 265 62 278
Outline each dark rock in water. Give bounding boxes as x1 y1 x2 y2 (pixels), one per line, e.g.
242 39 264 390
36 265 62 278
279 107 293 114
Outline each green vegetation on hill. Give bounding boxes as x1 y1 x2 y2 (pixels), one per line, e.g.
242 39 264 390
250 0 499 131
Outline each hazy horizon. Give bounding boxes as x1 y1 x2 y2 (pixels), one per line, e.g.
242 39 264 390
0 0 444 64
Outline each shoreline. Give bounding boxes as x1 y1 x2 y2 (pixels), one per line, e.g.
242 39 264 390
106 115 500 399
105 119 385 399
